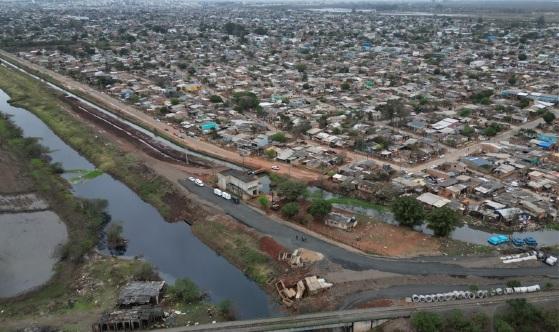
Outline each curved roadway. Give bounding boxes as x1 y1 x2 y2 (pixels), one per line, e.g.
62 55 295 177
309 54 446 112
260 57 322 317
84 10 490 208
180 179 558 279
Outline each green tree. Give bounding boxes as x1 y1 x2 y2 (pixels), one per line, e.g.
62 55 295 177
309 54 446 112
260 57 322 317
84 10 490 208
444 310 489 332
392 196 425 227
519 99 530 108
264 149 277 159
308 199 332 220
508 74 517 86
518 53 527 61
427 207 459 237
258 195 269 209
170 98 180 106
231 91 259 112
281 202 300 218
459 109 472 117
169 278 203 303
270 132 287 143
500 299 542 332
341 81 351 91
295 63 306 73
462 124 475 137
209 95 223 103
411 312 443 332
542 111 556 124
494 319 514 332
278 180 307 201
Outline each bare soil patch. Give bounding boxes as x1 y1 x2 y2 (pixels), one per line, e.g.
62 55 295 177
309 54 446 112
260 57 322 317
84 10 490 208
306 215 441 257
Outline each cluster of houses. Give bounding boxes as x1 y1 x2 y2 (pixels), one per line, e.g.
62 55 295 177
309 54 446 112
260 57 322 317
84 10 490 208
4 4 558 173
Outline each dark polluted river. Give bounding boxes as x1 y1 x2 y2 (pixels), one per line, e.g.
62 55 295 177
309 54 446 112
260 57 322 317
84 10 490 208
0 89 279 319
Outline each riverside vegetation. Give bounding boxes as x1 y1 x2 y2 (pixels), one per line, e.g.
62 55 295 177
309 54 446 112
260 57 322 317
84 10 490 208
0 113 229 330
0 64 278 284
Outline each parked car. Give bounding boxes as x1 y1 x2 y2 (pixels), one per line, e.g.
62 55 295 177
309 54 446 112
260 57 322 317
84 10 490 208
213 188 222 196
194 179 204 187
512 237 525 247
221 192 231 200
271 165 280 171
188 176 195 182
231 196 240 204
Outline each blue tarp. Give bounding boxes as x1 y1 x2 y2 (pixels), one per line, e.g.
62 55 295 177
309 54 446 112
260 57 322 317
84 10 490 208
488 235 509 245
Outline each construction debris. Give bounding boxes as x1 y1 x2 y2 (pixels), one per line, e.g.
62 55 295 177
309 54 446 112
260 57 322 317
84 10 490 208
278 248 324 268
275 275 333 307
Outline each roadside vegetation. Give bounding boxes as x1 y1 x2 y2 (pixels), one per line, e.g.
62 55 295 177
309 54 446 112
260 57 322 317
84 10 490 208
410 299 558 332
191 217 278 285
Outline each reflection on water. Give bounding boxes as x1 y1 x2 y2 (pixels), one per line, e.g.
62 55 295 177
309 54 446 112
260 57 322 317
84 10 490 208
0 89 278 319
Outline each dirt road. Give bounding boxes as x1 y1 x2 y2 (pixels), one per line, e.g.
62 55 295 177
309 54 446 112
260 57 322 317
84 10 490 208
0 51 320 182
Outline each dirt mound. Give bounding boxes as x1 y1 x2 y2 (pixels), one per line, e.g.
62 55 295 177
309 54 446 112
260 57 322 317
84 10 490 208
259 236 286 259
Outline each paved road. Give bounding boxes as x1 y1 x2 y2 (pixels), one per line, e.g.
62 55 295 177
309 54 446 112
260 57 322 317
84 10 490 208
179 179 559 278
153 291 559 332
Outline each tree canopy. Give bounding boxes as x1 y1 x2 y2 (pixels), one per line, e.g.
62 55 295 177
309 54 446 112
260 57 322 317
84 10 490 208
411 312 443 332
427 207 459 237
392 196 425 227
308 199 333 220
542 111 556 124
231 91 259 112
278 180 307 201
270 132 287 143
281 202 300 218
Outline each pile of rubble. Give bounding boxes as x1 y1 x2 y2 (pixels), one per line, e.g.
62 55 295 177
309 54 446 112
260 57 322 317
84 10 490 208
278 248 324 268
275 275 333 307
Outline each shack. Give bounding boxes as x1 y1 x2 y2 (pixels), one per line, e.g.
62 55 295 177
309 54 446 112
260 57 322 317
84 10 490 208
92 307 164 332
118 281 165 307
325 212 357 231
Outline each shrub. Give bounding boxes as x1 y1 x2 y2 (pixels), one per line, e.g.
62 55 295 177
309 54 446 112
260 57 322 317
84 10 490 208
411 312 443 332
281 202 300 218
169 278 203 303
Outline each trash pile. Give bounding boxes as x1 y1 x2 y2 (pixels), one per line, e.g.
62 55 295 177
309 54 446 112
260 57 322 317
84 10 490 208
409 284 541 303
275 275 333 307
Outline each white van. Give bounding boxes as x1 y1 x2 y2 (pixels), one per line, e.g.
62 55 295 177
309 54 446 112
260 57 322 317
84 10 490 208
213 188 222 196
221 192 231 200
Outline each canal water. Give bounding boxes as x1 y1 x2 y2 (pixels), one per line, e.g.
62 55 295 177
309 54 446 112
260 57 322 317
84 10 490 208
0 89 278 319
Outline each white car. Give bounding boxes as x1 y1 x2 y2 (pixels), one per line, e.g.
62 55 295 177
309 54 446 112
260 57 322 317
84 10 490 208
271 165 280 171
213 188 222 196
194 179 204 187
221 192 232 200
188 176 195 182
